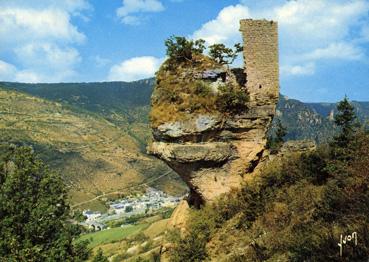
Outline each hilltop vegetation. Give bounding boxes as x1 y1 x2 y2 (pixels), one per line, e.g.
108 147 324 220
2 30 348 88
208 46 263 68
150 36 247 127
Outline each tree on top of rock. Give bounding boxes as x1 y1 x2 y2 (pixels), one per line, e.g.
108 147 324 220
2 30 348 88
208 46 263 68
209 43 243 65
165 36 206 63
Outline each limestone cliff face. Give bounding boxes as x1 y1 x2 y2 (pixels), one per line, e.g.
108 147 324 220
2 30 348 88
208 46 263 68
149 19 279 207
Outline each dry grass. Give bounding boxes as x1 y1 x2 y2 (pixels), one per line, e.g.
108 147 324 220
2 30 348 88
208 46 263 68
144 218 170 239
150 54 247 128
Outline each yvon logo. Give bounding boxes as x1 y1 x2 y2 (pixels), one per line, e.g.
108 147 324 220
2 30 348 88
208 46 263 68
338 232 357 257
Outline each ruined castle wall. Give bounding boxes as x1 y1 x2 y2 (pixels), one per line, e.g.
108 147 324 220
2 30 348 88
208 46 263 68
240 19 279 105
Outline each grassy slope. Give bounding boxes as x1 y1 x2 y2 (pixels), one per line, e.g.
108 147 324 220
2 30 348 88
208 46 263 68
79 224 148 249
0 87 186 207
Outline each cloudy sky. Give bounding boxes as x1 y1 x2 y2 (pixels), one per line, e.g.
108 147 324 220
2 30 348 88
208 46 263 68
0 0 368 102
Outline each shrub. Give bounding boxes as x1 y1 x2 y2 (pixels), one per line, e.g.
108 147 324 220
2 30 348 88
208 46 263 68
194 81 211 97
168 206 221 262
216 85 248 114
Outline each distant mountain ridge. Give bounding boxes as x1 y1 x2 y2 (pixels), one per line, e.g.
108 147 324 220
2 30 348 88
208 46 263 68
306 100 369 123
271 96 368 143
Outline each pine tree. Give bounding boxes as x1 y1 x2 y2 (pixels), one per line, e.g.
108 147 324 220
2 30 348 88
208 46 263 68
330 96 359 162
333 96 357 147
275 119 287 144
325 96 361 176
267 119 287 154
0 146 89 261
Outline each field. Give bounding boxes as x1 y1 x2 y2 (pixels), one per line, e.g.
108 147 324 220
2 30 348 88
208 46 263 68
77 212 170 261
78 224 148 249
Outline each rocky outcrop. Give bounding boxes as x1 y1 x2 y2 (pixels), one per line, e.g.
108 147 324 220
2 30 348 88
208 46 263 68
149 19 279 207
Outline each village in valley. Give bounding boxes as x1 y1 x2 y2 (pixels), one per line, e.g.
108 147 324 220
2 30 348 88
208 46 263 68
80 187 183 231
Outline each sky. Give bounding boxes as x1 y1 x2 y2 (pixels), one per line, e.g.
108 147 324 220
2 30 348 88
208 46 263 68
0 0 369 102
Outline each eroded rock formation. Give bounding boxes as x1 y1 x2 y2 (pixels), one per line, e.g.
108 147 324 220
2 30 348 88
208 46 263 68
149 19 279 207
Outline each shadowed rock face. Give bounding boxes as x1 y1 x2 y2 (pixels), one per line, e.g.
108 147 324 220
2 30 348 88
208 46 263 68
149 19 279 207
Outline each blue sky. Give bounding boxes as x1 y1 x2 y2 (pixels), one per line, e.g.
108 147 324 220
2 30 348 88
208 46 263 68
0 0 368 102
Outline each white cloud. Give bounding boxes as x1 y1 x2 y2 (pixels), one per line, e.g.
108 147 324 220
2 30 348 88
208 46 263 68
0 8 85 48
271 0 369 51
192 0 369 77
192 4 250 45
0 0 90 82
0 60 43 83
0 60 17 81
14 43 81 70
108 56 162 81
280 63 315 76
93 56 111 68
121 15 141 25
14 70 42 83
117 0 164 25
301 42 364 61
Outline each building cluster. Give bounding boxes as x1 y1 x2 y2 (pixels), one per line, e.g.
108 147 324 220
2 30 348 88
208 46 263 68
81 187 182 231
109 187 181 215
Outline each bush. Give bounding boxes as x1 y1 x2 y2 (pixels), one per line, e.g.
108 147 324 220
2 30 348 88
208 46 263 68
168 206 222 262
216 85 248 114
194 81 211 97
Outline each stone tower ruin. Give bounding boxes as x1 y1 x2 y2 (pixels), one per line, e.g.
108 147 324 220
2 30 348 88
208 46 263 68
240 19 279 105
149 19 279 207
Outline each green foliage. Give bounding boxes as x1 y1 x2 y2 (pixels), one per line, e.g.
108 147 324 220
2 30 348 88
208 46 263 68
168 203 231 261
275 119 287 143
125 205 133 213
208 43 243 65
216 85 249 114
267 119 287 153
0 145 89 261
165 36 206 63
73 209 87 222
78 224 147 248
160 207 175 219
194 81 211 97
92 248 108 262
0 84 186 204
334 96 358 142
330 96 360 163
